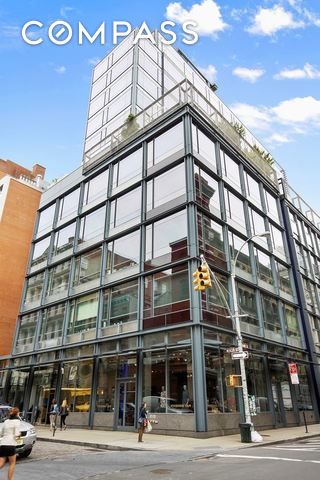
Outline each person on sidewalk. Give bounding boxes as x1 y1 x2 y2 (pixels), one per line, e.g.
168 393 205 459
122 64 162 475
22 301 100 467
137 402 147 443
49 399 59 431
59 399 69 431
0 407 21 480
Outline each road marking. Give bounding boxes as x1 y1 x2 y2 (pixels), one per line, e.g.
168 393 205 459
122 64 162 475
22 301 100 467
216 454 320 464
263 447 318 452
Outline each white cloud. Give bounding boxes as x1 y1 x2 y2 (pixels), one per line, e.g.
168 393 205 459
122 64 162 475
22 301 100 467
247 5 305 36
60 6 74 18
265 133 291 144
198 64 217 82
275 63 320 80
232 67 265 83
88 57 101 67
230 103 272 130
166 0 228 37
1 25 20 38
272 96 320 124
55 66 66 74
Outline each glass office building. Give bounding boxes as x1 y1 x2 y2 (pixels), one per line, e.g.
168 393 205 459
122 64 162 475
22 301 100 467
0 32 319 436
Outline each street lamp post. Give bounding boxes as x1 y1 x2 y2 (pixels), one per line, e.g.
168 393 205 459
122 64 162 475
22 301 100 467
230 231 270 428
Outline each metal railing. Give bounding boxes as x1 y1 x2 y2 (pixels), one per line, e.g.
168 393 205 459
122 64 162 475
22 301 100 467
83 80 279 188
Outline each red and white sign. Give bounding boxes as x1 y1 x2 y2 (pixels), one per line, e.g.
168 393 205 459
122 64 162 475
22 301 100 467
288 363 299 385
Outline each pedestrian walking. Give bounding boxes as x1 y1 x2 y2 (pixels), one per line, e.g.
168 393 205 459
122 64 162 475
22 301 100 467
59 399 69 430
0 407 21 480
137 402 147 443
49 398 59 432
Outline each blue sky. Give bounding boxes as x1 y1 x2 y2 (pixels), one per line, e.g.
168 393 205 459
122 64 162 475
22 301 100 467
0 0 320 211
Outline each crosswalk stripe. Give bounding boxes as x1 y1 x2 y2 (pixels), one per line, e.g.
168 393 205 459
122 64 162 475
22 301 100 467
263 447 318 452
216 454 320 464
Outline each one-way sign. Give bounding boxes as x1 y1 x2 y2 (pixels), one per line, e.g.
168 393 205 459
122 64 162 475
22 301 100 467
231 351 249 360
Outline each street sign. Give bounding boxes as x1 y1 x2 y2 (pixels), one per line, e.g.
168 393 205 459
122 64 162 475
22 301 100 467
226 343 249 353
288 362 299 385
231 351 249 360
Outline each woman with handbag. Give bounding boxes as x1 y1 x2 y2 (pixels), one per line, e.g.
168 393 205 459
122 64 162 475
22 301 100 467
59 399 69 431
0 407 21 480
137 402 147 443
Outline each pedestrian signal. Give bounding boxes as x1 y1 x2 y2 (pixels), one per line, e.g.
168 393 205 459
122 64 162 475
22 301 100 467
226 375 242 387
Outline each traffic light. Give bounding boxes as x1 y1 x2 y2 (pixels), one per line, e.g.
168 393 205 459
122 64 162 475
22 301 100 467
193 262 212 291
226 375 242 387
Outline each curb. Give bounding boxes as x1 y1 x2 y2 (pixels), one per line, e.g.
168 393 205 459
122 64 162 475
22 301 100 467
244 432 320 449
37 436 142 452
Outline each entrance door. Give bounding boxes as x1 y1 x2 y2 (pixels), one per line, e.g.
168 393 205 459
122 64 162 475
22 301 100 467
272 381 286 426
117 381 136 428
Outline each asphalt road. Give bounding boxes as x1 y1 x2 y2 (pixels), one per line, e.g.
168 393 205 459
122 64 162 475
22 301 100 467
8 436 320 480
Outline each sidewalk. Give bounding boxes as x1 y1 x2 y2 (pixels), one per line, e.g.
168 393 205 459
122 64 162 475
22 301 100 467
36 423 320 453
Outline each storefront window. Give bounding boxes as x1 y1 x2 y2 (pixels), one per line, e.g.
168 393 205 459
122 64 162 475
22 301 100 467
61 360 93 413
295 364 313 410
145 210 188 268
246 357 269 412
7 370 29 412
95 357 117 412
38 303 65 349
73 248 102 287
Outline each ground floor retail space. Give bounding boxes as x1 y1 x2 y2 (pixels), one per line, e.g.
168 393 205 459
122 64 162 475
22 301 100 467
0 329 319 436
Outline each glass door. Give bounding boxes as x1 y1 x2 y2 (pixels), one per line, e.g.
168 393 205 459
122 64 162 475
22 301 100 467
117 381 136 428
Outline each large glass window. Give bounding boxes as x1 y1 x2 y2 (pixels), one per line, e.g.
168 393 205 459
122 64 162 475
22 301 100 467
38 303 65 348
95 357 117 412
112 148 142 191
221 151 241 188
265 191 279 222
147 122 184 168
255 249 274 286
109 187 141 230
61 360 93 413
145 211 188 268
245 172 261 204
225 190 245 227
46 260 71 298
144 266 189 328
283 304 302 347
53 222 76 256
246 357 269 412
195 167 220 214
73 248 102 287
229 232 252 275
237 283 259 330
147 164 186 212
16 313 37 352
24 272 44 306
270 224 285 257
78 206 106 244
58 188 80 221
198 215 226 267
276 261 293 296
261 293 283 341
192 124 216 165
249 208 266 239
83 169 109 207
31 236 50 267
106 230 140 273
102 280 138 327
37 204 55 236
67 292 99 336
203 272 230 322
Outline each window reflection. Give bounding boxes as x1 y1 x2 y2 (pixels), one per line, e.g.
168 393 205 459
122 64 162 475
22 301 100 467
83 169 109 207
53 222 76 256
38 303 65 348
106 230 140 273
67 292 99 337
229 232 252 275
192 124 216 165
147 164 186 212
102 280 138 327
46 260 71 297
237 283 259 333
78 206 106 244
37 204 55 236
261 293 283 341
245 173 261 204
145 210 188 268
112 148 142 191
225 190 245 227
16 313 37 353
31 236 51 267
283 304 301 347
198 214 226 269
109 187 141 230
221 151 240 187
276 262 293 296
24 272 44 306
73 248 102 287
58 188 80 221
147 122 184 168
195 167 220 214
255 249 274 285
